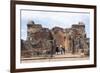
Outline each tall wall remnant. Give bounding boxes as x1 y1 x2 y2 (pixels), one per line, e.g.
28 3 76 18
21 21 89 57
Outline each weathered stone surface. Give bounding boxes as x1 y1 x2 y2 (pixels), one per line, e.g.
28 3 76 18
21 21 89 57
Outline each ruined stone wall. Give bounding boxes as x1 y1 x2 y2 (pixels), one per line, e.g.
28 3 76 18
21 21 89 57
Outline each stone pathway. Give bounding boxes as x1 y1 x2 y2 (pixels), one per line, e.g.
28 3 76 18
21 53 87 61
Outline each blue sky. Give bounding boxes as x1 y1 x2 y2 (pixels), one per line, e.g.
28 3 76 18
21 10 90 40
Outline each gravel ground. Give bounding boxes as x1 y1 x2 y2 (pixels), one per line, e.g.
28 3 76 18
21 53 89 63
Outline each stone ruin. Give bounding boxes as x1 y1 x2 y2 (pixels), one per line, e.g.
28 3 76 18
21 21 89 58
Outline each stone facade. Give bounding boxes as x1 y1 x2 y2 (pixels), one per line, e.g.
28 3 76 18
21 21 89 57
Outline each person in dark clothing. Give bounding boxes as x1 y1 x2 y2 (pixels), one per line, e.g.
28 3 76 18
56 46 60 55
